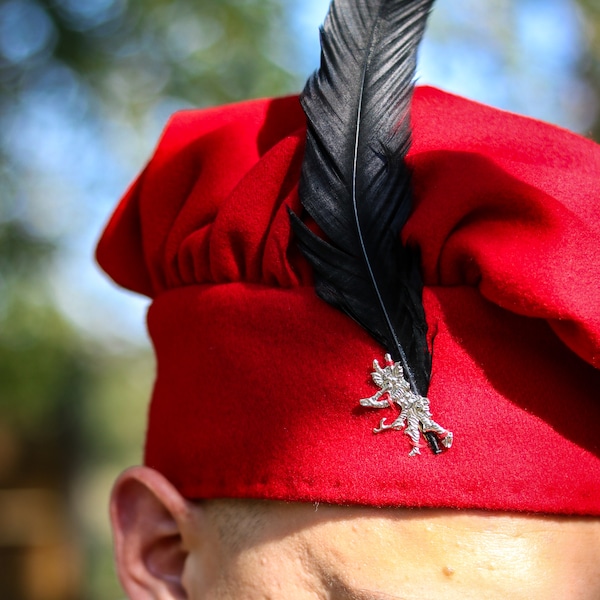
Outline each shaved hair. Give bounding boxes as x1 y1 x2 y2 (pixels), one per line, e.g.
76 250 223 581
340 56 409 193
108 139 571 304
201 498 272 553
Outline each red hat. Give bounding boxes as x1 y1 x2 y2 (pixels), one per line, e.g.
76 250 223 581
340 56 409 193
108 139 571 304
97 86 600 515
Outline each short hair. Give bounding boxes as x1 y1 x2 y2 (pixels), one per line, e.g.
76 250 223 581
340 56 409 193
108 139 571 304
202 498 272 553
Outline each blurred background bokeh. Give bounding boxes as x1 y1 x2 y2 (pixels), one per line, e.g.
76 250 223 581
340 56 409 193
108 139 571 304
0 0 598 598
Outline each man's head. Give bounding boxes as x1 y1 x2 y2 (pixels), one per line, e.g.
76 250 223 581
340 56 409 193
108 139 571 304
97 3 600 597
110 466 600 599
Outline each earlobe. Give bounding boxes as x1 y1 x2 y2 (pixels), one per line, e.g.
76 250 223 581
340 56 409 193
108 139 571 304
110 466 194 599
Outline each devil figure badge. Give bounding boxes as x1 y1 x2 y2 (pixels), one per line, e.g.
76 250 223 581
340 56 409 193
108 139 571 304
360 354 453 455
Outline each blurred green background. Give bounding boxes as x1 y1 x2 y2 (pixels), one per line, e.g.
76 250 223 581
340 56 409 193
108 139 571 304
0 0 598 598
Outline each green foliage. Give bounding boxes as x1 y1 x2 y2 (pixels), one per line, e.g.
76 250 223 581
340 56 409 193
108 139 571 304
0 223 72 435
1 0 300 111
576 0 600 140
0 301 82 434
0 221 54 276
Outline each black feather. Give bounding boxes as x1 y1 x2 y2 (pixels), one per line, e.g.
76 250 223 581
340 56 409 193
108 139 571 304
290 0 434 396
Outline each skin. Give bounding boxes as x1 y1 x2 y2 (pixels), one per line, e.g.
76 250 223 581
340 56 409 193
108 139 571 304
111 467 600 600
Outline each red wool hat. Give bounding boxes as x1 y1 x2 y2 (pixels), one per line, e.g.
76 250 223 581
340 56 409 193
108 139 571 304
97 86 600 515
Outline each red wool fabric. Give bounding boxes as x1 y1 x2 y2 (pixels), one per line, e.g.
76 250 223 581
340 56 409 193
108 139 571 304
97 87 600 515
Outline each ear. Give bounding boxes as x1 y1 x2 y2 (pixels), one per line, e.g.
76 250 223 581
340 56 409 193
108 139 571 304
110 466 199 599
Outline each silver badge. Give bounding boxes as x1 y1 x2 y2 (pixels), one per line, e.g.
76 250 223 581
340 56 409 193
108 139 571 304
360 354 453 456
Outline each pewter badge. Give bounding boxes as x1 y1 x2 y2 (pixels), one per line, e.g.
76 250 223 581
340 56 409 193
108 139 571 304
360 354 453 456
